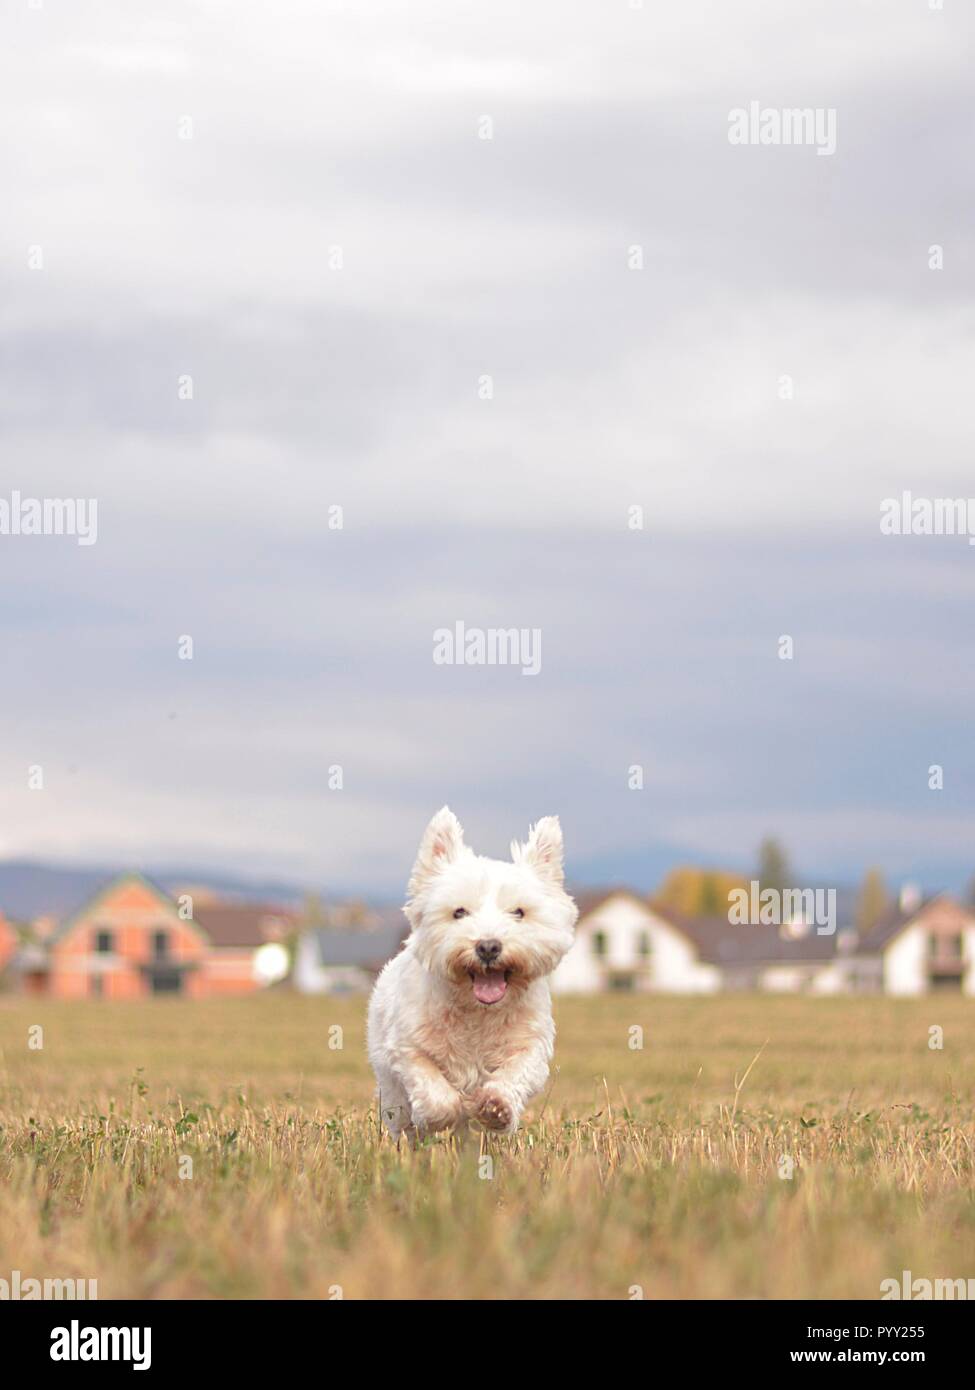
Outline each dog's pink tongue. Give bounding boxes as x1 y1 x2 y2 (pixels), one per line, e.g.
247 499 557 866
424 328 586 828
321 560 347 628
472 970 507 1004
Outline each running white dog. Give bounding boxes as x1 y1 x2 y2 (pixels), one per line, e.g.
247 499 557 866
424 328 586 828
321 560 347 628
367 807 578 1139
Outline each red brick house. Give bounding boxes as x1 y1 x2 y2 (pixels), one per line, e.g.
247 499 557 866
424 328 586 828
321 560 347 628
0 911 18 978
46 874 208 999
43 874 296 999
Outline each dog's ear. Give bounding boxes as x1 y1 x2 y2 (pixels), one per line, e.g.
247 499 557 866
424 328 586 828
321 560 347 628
515 816 565 887
408 806 465 900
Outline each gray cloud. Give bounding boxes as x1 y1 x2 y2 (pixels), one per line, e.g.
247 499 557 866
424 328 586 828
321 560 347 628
1 0 973 893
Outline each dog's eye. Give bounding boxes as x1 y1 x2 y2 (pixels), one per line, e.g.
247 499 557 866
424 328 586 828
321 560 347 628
512 908 525 919
452 908 468 920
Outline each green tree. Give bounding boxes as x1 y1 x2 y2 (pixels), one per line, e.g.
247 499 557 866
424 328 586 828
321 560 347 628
699 872 722 917
756 838 791 896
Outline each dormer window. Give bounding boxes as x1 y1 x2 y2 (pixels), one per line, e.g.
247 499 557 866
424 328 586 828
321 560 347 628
592 930 608 958
94 929 114 954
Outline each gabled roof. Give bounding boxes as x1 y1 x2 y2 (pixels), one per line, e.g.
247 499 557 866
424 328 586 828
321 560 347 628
572 891 841 964
854 894 951 955
50 871 206 945
307 924 406 970
191 903 297 949
570 887 655 919
649 904 841 964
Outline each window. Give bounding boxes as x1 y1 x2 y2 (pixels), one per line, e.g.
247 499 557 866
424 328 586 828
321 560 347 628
930 932 963 959
152 930 170 960
635 931 651 959
592 930 607 957
94 929 114 954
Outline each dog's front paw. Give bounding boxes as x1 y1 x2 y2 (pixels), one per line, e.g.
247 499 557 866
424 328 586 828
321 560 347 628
472 1088 516 1133
410 1085 465 1135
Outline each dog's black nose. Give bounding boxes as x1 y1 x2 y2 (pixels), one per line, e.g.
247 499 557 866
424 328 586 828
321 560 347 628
475 939 502 964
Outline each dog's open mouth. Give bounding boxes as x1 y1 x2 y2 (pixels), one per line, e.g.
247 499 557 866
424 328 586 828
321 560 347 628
469 968 511 1004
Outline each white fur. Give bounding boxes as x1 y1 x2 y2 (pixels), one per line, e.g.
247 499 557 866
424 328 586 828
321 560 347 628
367 807 578 1139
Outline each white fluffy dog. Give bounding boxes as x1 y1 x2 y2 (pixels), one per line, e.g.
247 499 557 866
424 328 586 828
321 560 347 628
367 807 578 1139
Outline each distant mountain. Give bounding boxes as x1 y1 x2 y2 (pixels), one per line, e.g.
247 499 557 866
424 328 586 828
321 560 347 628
2 849 681 920
0 854 932 926
0 860 312 921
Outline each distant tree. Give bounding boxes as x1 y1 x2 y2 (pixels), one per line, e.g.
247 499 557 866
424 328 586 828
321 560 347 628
699 872 722 917
966 875 975 909
655 866 748 918
855 868 889 933
756 838 791 896
654 866 699 915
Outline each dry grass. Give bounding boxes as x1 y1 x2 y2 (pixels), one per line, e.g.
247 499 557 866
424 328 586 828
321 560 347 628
1 992 973 1299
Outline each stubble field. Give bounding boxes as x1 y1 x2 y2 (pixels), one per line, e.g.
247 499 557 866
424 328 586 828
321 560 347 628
0 992 973 1299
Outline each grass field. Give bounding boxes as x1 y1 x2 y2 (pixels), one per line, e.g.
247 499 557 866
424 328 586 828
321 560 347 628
1 992 973 1300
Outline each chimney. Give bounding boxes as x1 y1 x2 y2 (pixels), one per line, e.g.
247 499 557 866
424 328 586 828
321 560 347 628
898 882 922 915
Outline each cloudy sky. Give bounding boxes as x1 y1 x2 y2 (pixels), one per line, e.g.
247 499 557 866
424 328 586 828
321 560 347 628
1 0 973 897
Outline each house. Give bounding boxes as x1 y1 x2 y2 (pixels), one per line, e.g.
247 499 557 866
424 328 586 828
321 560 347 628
853 894 975 996
0 911 18 981
554 887 975 996
555 888 845 996
8 868 972 1000
45 874 209 999
661 908 851 994
293 913 407 994
7 941 49 995
552 890 722 994
189 898 298 993
42 873 297 999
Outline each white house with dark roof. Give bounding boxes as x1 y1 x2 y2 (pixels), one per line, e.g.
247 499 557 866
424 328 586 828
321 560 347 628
293 913 407 994
554 888 975 996
852 894 975 995
552 890 722 994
